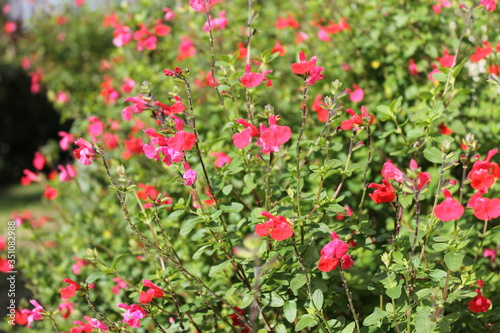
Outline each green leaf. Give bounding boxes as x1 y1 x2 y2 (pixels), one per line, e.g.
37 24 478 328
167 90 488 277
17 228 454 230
275 324 287 333
312 289 324 310
415 307 434 333
295 315 318 331
220 202 244 213
208 260 231 278
192 244 211 260
432 72 448 82
263 292 285 307
386 285 402 299
240 292 253 308
423 146 443 164
86 271 104 283
342 322 356 333
419 90 433 100
180 218 200 236
222 184 233 196
283 301 297 323
444 252 464 272
290 274 307 292
362 308 388 326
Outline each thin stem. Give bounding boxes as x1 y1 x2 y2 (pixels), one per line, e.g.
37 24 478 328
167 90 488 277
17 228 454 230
296 82 309 244
203 4 228 118
340 268 361 333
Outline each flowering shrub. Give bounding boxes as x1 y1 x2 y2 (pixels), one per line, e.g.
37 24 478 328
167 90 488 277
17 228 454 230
1 0 500 332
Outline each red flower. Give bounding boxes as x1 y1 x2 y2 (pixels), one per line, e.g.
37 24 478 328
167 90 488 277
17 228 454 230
44 185 58 200
122 96 148 121
139 279 164 304
434 189 464 221
271 40 286 56
368 179 396 204
341 106 374 130
189 0 221 12
232 119 260 149
318 232 352 272
178 36 196 61
240 64 272 88
117 303 148 328
480 0 496 12
61 278 81 299
437 49 454 68
291 50 317 75
255 211 293 241
275 15 300 29
212 152 232 167
312 94 328 122
438 123 453 135
468 149 500 191
467 190 500 221
471 41 492 62
468 289 491 313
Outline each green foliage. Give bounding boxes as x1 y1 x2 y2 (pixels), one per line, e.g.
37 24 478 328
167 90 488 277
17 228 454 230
1 0 499 332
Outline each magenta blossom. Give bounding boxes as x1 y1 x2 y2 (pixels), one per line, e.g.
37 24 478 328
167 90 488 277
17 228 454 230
73 138 95 166
203 10 228 31
183 161 197 186
240 64 272 88
22 300 44 328
318 232 353 272
434 189 464 221
118 303 148 328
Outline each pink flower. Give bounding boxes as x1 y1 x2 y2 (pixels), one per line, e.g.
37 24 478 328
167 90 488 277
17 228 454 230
121 78 136 93
117 303 148 328
381 160 404 182
257 115 292 154
4 21 17 34
72 257 89 275
74 0 85 6
189 0 221 12
349 84 364 103
111 278 128 294
178 36 196 61
139 279 165 304
22 300 44 328
58 300 73 319
318 232 352 272
203 10 228 31
55 91 70 104
87 116 105 137
212 152 232 167
408 59 419 75
271 40 286 56
255 211 293 241
368 179 396 204
306 66 325 85
33 152 46 171
483 248 497 262
468 289 491 313
163 7 176 21
90 318 109 332
122 96 148 121
58 131 74 151
434 189 464 221
112 24 132 47
182 162 197 186
240 64 272 88
481 0 496 12
58 164 77 182
73 138 95 165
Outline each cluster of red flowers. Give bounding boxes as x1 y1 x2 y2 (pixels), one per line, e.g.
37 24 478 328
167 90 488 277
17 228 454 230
318 232 354 272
